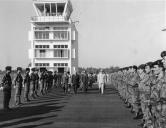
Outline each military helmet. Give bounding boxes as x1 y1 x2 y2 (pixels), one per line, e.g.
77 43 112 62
153 59 163 68
17 67 22 71
132 65 137 70
40 67 46 72
26 68 30 72
145 62 153 68
161 51 166 58
31 68 35 71
138 64 145 69
5 66 12 71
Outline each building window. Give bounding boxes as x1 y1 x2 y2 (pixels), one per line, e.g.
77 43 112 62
54 49 68 58
35 32 49 39
53 31 68 40
54 63 68 67
53 45 68 49
35 45 49 49
35 63 49 67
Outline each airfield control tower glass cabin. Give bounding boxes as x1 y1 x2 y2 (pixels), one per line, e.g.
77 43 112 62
28 0 78 74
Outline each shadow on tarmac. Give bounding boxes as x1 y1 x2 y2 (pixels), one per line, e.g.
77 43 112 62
0 87 68 128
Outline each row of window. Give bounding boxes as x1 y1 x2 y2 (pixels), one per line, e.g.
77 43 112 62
35 45 68 49
35 63 68 67
34 31 68 40
35 49 69 58
54 63 68 67
35 63 49 67
54 45 68 48
35 45 49 49
34 27 68 31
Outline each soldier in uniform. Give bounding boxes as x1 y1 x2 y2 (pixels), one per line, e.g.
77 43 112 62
48 71 54 91
39 68 45 95
150 59 165 128
134 64 146 120
62 71 69 94
1 66 12 111
30 68 36 99
81 71 89 93
53 71 58 88
23 68 31 102
34 68 39 97
67 71 72 93
14 67 23 106
72 71 80 94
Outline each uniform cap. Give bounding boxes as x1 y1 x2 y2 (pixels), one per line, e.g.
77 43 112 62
17 67 22 71
138 64 145 69
26 68 30 71
31 68 35 71
40 67 46 72
153 59 163 68
132 65 137 70
161 51 166 58
5 66 12 71
145 62 153 68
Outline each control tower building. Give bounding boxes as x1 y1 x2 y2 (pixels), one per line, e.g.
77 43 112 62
28 0 78 74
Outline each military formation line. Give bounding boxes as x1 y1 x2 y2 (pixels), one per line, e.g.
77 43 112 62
109 51 166 128
0 67 105 112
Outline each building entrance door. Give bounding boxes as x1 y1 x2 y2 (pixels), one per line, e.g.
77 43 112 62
58 68 64 74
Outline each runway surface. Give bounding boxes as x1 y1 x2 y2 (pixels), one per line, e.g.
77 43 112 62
0 84 140 128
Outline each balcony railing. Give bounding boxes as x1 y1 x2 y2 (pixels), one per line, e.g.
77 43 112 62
31 16 68 22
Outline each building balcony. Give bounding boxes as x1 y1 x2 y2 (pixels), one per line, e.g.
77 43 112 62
31 16 69 23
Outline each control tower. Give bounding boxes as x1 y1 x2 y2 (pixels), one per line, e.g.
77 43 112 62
28 0 78 74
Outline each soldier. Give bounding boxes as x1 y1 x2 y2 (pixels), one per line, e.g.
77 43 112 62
39 68 45 95
150 59 165 128
134 64 146 120
139 62 154 127
53 71 58 88
67 71 72 93
34 68 39 97
88 73 94 88
81 71 89 93
62 71 69 94
23 68 31 102
30 68 36 99
158 50 166 128
1 66 12 111
48 71 54 91
72 71 80 94
128 65 140 114
14 67 23 106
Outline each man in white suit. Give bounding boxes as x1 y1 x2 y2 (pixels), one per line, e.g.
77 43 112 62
97 70 107 94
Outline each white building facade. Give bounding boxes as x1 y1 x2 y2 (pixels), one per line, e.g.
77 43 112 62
28 0 78 74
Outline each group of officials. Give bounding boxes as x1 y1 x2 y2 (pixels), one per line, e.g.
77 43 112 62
0 67 97 111
110 51 166 128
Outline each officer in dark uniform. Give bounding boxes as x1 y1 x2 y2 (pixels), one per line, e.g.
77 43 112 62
43 69 47 94
23 68 31 102
30 68 36 99
39 68 45 95
1 66 12 111
53 71 58 88
48 71 54 90
72 71 80 94
62 71 69 94
45 71 49 93
14 67 23 106
34 68 39 97
81 71 89 93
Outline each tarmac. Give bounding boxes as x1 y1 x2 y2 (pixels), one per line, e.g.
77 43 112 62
0 83 140 128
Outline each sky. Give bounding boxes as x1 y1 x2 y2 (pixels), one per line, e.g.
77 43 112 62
0 0 166 69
